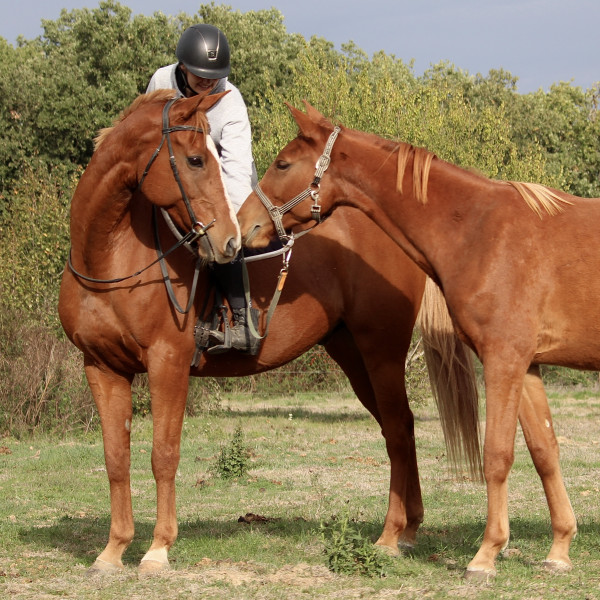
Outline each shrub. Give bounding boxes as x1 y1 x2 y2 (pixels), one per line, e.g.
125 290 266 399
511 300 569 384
320 513 393 577
0 307 95 437
212 425 249 479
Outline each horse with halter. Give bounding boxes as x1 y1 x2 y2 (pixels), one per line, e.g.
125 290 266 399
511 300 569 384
238 101 584 582
59 90 480 574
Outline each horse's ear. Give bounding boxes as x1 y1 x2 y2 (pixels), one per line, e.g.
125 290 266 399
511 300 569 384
302 100 327 123
196 90 230 112
176 91 230 121
285 101 325 140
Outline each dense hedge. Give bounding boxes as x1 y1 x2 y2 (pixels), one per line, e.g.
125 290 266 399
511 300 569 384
1 1 599 434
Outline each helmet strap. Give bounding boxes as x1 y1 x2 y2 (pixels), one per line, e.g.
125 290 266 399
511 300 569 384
176 64 198 98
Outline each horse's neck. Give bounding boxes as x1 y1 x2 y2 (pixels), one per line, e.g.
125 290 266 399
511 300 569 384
340 136 484 278
69 155 148 272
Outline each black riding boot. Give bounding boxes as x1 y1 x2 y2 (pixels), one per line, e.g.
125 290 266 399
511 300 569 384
207 257 254 354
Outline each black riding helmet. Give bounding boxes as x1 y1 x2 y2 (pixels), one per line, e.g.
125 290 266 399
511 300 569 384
176 24 231 79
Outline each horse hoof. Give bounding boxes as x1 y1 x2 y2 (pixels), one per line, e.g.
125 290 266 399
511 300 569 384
542 559 572 574
463 566 496 584
374 542 401 558
87 558 124 575
139 559 170 575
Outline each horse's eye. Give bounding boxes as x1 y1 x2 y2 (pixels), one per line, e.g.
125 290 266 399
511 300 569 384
187 156 204 168
276 160 290 171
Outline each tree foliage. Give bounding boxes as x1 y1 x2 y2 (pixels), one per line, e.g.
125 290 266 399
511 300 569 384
0 2 598 427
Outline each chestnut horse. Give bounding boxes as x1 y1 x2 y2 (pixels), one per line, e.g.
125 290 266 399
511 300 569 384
59 93 480 574
238 102 582 581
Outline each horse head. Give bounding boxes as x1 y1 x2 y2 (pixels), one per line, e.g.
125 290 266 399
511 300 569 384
238 101 341 248
130 90 240 263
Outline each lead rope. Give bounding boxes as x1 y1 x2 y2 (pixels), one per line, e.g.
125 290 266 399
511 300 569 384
241 125 342 341
241 239 294 341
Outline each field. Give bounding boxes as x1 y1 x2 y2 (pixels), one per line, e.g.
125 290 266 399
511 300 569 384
1 389 600 599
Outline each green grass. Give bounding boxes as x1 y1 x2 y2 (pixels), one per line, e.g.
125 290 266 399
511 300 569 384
1 390 600 598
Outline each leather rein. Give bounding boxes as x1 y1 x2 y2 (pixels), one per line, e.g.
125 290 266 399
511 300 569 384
67 97 217 313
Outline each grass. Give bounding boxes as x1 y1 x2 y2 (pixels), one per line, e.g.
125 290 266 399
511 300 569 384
1 390 600 598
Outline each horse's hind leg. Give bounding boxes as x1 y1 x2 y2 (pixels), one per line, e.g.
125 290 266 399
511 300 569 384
519 365 576 572
138 359 191 573
85 361 135 573
324 327 422 555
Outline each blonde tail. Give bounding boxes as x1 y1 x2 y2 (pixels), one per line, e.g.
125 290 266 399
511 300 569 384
417 278 483 480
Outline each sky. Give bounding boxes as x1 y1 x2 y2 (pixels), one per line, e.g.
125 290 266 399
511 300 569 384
2 0 599 94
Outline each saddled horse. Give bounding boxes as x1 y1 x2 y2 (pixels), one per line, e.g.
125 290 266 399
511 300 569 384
238 102 582 581
59 92 480 574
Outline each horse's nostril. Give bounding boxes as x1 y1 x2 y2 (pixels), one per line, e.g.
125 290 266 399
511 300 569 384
225 237 239 258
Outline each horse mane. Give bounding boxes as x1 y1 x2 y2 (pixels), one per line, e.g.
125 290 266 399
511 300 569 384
505 181 574 218
396 143 435 204
395 142 573 217
94 89 182 151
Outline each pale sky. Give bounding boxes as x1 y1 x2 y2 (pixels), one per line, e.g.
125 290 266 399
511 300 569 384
2 0 599 94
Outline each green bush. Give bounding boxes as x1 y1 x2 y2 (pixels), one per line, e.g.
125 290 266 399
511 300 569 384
212 425 249 479
320 513 393 577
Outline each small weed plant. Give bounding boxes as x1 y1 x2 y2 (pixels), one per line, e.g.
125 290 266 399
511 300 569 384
320 513 393 578
213 425 249 479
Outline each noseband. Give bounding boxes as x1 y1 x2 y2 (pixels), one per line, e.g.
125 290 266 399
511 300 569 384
253 126 341 243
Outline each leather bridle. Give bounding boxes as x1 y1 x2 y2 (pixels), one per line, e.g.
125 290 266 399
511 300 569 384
68 97 218 297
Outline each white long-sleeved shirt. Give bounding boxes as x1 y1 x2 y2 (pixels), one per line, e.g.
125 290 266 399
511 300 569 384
146 64 257 212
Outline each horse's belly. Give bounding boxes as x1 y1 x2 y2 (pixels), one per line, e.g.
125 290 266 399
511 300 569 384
535 317 600 371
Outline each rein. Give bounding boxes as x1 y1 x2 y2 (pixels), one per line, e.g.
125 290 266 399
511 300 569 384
68 97 216 314
253 126 341 244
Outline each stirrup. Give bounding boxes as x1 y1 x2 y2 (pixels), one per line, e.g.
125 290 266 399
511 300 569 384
206 307 261 356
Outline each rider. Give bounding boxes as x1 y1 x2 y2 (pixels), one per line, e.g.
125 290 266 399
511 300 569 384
147 24 257 354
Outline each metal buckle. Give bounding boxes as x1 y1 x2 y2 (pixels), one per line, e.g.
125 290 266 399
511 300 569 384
190 219 216 241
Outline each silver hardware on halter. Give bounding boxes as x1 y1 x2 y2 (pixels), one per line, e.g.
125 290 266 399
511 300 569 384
253 125 341 244
316 155 330 170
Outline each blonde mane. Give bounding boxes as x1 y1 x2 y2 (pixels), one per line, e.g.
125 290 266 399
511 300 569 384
505 181 573 218
396 143 435 204
395 142 573 217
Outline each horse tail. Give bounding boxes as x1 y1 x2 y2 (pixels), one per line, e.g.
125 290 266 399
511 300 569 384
417 277 483 481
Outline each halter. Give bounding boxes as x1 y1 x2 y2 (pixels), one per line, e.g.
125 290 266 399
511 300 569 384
68 97 218 313
253 126 341 243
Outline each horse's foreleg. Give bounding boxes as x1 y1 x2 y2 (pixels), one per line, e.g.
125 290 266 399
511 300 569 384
138 360 190 574
465 359 525 582
85 361 135 573
379 388 423 552
369 360 423 553
519 366 576 572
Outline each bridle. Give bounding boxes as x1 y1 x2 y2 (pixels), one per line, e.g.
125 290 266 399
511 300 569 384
68 97 219 312
137 96 217 256
252 125 341 244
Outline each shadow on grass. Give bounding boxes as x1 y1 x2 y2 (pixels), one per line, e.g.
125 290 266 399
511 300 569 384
215 406 375 423
16 512 600 569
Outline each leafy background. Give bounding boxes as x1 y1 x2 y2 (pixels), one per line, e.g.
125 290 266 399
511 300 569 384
1 1 599 435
